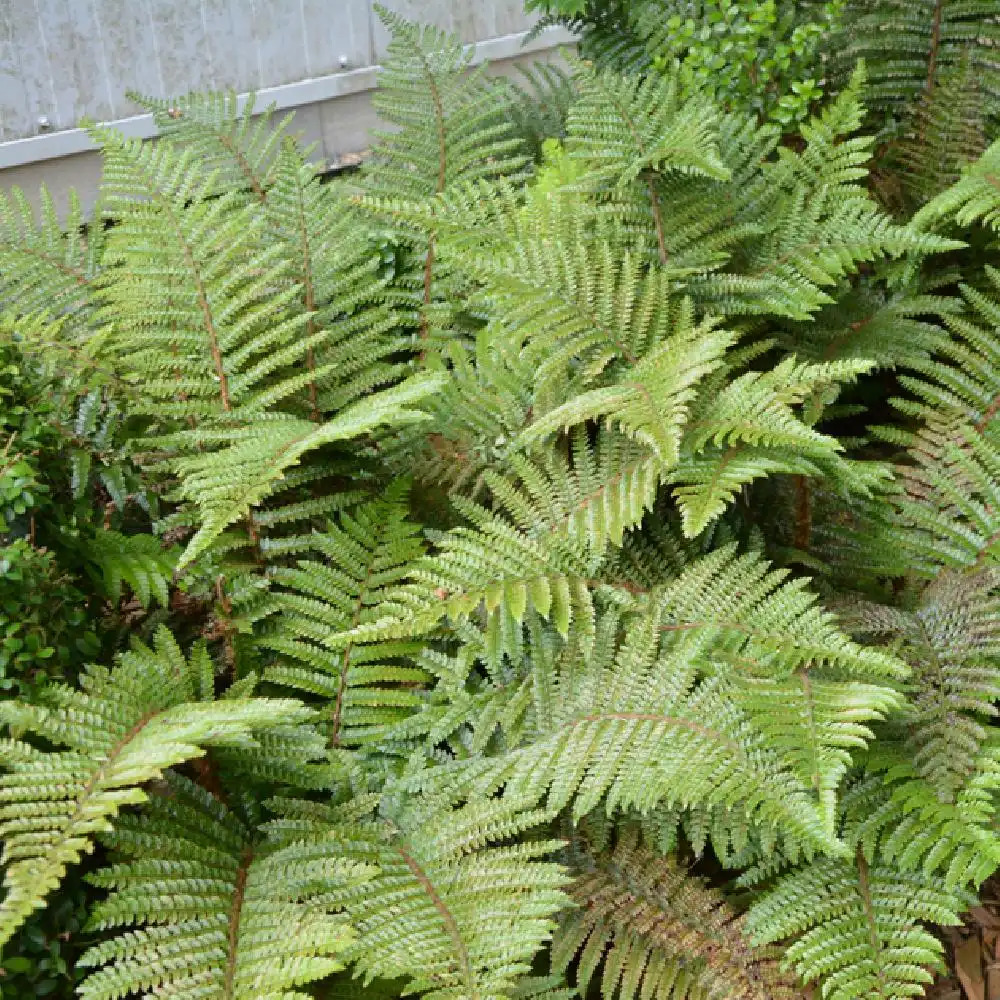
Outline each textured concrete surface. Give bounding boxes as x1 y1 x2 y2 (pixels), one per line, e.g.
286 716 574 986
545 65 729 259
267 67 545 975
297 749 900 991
0 0 570 215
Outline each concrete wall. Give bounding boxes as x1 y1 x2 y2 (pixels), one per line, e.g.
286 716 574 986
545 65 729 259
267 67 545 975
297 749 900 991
0 0 572 213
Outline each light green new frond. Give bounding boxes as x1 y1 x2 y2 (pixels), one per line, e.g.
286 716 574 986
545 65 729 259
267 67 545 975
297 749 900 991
565 63 731 187
733 676 903 832
647 545 907 680
521 310 735 471
0 627 313 946
914 138 1000 233
848 754 1000 892
446 197 702 396
0 185 103 317
746 842 969 1000
423 604 851 856
555 830 800 1000
265 793 569 1000
128 89 294 201
261 481 431 747
172 373 443 569
78 773 365 1000
672 357 886 536
485 431 661 554
82 530 179 608
348 501 598 649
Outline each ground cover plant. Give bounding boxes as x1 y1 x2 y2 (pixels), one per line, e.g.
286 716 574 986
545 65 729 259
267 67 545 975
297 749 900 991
1 2 1000 997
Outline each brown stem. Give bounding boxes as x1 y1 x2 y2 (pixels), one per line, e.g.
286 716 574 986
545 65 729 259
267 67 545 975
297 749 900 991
222 846 254 1000
647 175 669 266
292 162 321 421
417 47 449 347
396 844 479 1000
855 845 890 997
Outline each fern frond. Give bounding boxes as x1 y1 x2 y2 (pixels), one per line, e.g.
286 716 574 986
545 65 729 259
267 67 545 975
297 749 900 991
566 63 731 187
170 374 443 569
0 628 313 945
844 571 1000 800
0 185 103 317
77 773 365 1000
411 580 900 856
485 431 661 555
894 56 986 206
556 829 800 1000
848 754 1000 891
82 530 178 608
914 137 1000 233
832 0 1000 137
265 792 569 1000
747 842 969 1000
128 89 294 201
260 481 431 747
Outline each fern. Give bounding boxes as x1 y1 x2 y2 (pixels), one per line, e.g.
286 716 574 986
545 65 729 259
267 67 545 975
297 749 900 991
82 530 178 609
0 627 313 945
77 773 365 1000
556 829 799 1000
265 791 569 1000
7 8 1000 999
260 481 430 748
747 841 970 1000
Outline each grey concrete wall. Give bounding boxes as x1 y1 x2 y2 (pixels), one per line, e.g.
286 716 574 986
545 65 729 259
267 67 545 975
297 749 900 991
0 0 572 214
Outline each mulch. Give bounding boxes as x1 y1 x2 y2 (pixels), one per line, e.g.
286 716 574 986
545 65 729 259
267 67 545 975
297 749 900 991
929 878 1000 1000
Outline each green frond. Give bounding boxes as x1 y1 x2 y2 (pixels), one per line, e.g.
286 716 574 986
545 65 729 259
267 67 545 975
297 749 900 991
128 89 295 201
170 374 443 569
831 0 1000 138
565 63 731 186
0 627 313 945
348 501 598 650
0 184 104 318
82 530 178 608
485 431 662 555
94 125 306 423
844 571 1000 800
556 829 800 1000
264 142 411 417
747 845 969 1000
521 310 735 470
368 6 526 200
359 6 527 345
265 792 569 1000
260 481 431 747
894 57 986 206
848 754 1000 891
914 138 1000 233
77 773 365 1000
409 587 898 856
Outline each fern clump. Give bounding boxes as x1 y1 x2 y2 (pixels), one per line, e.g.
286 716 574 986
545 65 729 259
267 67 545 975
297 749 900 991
2 5 1000 1000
